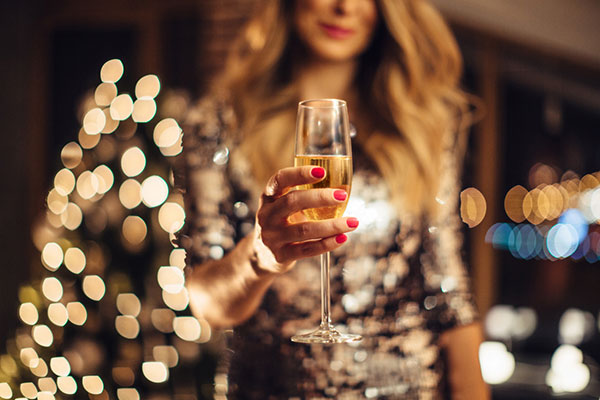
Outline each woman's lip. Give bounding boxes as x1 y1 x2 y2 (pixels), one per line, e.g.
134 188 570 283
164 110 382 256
319 23 354 39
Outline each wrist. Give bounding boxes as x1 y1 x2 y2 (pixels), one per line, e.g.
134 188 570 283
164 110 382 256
250 226 288 276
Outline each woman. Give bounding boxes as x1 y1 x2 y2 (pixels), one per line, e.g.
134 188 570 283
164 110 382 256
177 0 490 398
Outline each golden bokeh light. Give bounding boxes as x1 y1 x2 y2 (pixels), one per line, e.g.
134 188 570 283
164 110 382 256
460 187 487 228
64 247 86 274
173 316 201 342
579 174 599 191
504 185 528 223
47 189 68 215
122 216 147 245
82 275 106 301
141 362 169 383
152 345 178 368
82 376 104 395
101 108 119 134
38 377 57 394
76 170 100 200
42 277 63 302
42 242 63 271
66 302 87 326
47 303 68 327
20 348 39 368
110 94 134 121
115 316 140 339
46 209 64 229
528 162 558 188
159 135 183 157
61 142 83 169
119 179 142 209
83 108 106 135
197 317 212 343
141 175 169 208
523 188 549 224
50 357 70 377
162 287 189 311
116 293 141 317
37 391 55 400
157 267 184 294
78 127 101 149
94 82 117 107
1 355 18 376
19 303 39 325
19 382 38 399
542 185 564 220
131 99 157 123
57 376 77 395
30 358 48 377
61 203 83 231
158 202 185 233
121 147 146 178
0 383 12 399
135 74 160 99
100 59 124 83
32 325 54 347
112 367 135 387
54 169 76 196
169 248 186 270
151 308 175 333
117 388 140 400
153 118 182 148
93 165 114 194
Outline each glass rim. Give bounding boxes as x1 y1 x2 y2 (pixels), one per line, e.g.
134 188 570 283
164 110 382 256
298 98 347 109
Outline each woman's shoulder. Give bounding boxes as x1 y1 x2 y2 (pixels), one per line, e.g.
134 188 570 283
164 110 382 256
182 90 237 140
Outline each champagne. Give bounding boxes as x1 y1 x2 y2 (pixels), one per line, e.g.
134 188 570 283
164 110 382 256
294 155 352 220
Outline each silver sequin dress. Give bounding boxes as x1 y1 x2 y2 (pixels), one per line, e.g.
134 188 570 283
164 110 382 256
176 97 479 400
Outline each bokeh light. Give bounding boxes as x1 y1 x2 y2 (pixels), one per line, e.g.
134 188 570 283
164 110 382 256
110 94 134 121
61 142 83 169
141 175 168 208
79 127 102 149
32 325 54 347
50 357 70 377
94 82 117 107
479 341 515 385
169 248 186 269
546 344 590 393
20 382 38 399
20 348 39 368
83 108 106 135
93 165 114 194
135 74 160 99
558 308 595 345
38 377 57 394
101 108 119 134
158 202 185 233
57 376 77 395
504 185 528 223
19 303 39 326
157 267 184 294
76 171 100 200
131 99 157 123
0 383 12 399
54 169 76 196
173 316 201 342
151 309 175 333
82 376 104 395
64 247 86 274
42 277 63 302
122 216 147 245
121 147 146 178
119 179 142 209
153 118 182 148
82 275 106 301
66 302 87 326
141 362 169 383
30 358 48 377
116 293 141 317
48 303 68 327
61 203 83 231
546 223 579 258
100 59 124 83
47 189 68 215
115 316 140 339
460 187 487 227
153 345 178 368
117 388 140 400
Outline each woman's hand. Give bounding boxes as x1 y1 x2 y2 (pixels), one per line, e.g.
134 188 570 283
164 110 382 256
253 165 359 274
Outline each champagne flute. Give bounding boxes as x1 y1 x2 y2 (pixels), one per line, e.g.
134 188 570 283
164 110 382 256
291 99 362 344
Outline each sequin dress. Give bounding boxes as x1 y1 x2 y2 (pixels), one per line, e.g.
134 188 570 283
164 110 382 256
177 97 479 400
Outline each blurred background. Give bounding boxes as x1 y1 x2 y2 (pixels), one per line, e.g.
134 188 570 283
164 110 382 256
1 0 600 399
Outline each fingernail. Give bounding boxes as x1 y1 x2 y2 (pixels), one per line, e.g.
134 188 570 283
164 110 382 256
346 217 359 228
335 234 348 244
333 190 347 201
311 167 325 178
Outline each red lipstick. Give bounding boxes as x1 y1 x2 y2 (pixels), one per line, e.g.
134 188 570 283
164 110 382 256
319 23 354 39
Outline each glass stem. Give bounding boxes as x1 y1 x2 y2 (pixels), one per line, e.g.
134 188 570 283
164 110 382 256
320 251 332 330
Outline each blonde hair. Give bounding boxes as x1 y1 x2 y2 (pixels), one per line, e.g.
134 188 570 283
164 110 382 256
215 0 470 217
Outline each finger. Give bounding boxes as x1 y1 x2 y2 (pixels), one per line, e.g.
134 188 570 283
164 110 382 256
264 166 325 198
274 233 349 263
281 217 359 243
269 188 348 220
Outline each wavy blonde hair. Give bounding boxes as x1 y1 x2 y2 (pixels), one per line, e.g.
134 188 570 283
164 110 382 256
215 0 470 216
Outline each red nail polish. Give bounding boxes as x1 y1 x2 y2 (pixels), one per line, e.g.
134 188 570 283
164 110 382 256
311 167 325 178
335 234 348 244
346 218 359 228
333 190 347 201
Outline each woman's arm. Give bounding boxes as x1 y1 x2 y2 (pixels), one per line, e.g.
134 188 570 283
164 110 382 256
439 322 490 399
185 166 358 328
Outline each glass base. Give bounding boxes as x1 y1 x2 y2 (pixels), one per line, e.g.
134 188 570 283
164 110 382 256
291 326 362 344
